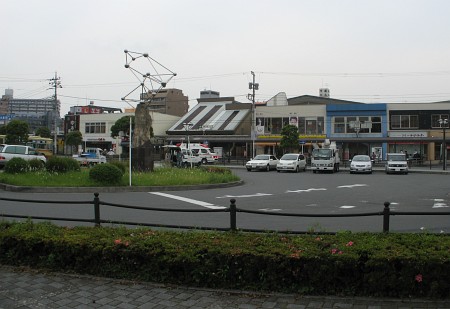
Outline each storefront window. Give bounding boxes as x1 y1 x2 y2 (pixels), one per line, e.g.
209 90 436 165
431 114 449 128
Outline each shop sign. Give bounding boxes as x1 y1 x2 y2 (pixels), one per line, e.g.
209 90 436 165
388 131 427 138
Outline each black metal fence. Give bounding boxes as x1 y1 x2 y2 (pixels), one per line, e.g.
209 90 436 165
1 193 449 234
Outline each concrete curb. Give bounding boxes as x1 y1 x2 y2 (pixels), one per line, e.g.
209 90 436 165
0 180 244 193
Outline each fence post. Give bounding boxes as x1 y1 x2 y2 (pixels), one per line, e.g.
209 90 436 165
229 199 237 232
94 192 100 227
383 201 390 232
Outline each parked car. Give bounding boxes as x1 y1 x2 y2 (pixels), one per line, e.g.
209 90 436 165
385 153 408 174
349 155 373 174
0 144 47 168
246 154 278 171
277 153 307 173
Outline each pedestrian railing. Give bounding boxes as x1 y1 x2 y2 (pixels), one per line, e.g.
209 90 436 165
1 194 449 234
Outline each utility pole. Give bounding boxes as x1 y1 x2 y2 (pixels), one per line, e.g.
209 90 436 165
248 71 259 158
49 72 61 155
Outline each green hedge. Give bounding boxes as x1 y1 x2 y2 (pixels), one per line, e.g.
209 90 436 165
0 221 449 298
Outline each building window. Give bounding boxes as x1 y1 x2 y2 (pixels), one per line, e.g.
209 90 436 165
85 122 106 134
431 114 449 128
391 115 418 129
334 117 346 133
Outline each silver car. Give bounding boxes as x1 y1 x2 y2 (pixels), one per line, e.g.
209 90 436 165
246 154 279 171
349 155 373 174
277 153 307 173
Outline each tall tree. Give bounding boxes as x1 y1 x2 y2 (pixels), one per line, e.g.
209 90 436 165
110 116 136 138
65 130 83 153
35 127 51 138
4 120 29 144
280 124 299 153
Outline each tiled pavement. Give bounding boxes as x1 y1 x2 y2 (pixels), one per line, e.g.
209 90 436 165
1 266 449 309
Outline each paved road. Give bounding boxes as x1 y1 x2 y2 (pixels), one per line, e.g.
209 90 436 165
1 266 450 309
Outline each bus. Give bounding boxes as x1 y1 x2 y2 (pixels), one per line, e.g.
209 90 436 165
0 135 54 158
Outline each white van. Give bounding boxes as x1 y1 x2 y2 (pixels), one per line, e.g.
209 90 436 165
177 143 218 164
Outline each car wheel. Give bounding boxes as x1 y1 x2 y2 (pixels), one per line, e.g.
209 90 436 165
303 166 306 172
266 164 270 171
201 158 207 164
295 166 299 173
247 168 252 172
277 170 280 173
313 170 317 174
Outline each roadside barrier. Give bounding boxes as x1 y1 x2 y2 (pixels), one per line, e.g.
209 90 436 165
1 193 449 234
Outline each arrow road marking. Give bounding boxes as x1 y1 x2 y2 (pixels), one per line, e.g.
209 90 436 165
433 199 449 208
286 188 327 193
150 192 226 209
337 184 368 188
216 193 272 199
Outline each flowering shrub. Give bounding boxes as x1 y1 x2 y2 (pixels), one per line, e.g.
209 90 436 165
4 157 30 174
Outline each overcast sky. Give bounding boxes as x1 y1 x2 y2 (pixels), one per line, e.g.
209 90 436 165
2 0 450 115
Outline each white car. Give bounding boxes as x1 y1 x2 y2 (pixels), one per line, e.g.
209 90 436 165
349 155 373 174
246 154 279 172
385 153 408 174
277 153 307 173
0 144 47 168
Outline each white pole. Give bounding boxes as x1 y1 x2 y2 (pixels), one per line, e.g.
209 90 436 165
129 116 132 186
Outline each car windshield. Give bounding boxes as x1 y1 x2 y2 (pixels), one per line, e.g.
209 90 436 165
281 154 298 160
388 154 406 161
352 155 370 162
253 155 270 160
312 149 332 158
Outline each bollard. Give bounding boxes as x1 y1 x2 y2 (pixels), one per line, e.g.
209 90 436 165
94 192 100 227
383 201 390 232
229 199 237 232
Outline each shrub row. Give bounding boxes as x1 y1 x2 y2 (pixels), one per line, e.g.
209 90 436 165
4 158 124 185
0 221 448 298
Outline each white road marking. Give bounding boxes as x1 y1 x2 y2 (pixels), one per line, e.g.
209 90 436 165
337 184 368 188
150 192 226 209
258 208 282 212
340 205 356 209
216 193 272 199
306 204 318 207
433 198 448 208
286 188 327 193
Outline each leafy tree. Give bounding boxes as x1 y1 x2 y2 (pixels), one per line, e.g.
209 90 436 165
4 120 29 144
0 125 6 134
35 127 51 138
65 130 83 153
110 116 136 138
280 124 299 153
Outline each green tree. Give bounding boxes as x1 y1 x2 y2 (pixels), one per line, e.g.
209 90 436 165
65 130 83 153
35 127 51 138
0 125 6 134
110 116 137 138
280 124 299 153
4 120 29 144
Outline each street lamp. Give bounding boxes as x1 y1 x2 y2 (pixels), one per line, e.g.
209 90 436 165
439 118 448 170
183 122 193 167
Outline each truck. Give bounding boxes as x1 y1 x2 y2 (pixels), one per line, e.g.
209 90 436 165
311 139 340 173
72 148 107 166
176 143 218 164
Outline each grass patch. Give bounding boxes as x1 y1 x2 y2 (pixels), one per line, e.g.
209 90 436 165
0 167 240 187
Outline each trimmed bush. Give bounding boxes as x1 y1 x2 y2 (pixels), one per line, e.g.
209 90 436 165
4 157 30 174
46 156 80 173
29 158 46 171
109 160 127 174
89 163 123 184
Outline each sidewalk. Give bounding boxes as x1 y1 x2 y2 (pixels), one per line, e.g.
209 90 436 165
1 266 449 309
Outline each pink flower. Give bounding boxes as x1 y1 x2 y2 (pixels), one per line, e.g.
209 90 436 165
346 241 354 247
114 239 122 245
331 248 338 254
415 274 423 283
338 251 343 255
315 237 322 241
